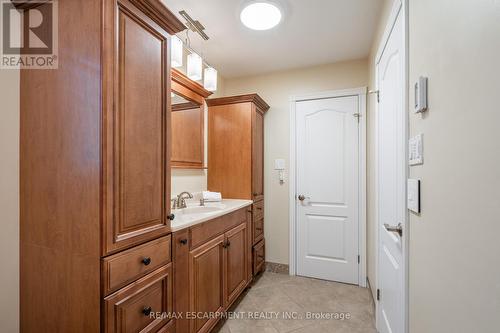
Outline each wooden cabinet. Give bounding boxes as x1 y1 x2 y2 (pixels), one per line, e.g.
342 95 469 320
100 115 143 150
189 235 226 333
207 94 269 201
224 223 249 308
20 0 184 331
173 206 252 333
207 94 269 277
103 0 176 255
171 69 212 169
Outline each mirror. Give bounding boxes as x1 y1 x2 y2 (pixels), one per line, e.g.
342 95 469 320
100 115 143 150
171 69 212 169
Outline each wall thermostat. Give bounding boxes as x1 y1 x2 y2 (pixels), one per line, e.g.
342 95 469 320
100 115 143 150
414 76 428 113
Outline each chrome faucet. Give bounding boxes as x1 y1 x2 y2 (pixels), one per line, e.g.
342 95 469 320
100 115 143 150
172 191 193 209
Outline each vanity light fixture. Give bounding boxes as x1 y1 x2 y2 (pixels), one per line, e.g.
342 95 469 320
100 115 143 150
187 52 202 81
203 67 217 92
240 1 282 31
171 35 183 68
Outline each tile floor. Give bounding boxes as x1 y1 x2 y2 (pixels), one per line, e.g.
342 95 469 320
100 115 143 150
216 271 376 333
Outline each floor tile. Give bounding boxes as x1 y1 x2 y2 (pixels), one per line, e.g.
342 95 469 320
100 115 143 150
214 272 376 333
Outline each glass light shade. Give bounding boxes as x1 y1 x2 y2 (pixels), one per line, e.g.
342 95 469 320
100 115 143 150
187 52 202 81
203 67 218 92
171 35 183 68
240 2 282 30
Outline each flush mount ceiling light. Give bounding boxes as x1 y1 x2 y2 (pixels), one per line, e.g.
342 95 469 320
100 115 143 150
240 2 282 31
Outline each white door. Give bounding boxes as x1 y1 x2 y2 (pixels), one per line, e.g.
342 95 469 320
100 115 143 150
296 96 360 284
377 9 406 333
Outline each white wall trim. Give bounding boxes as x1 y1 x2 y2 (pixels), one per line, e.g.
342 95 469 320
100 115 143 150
374 0 409 332
375 0 403 65
289 87 368 288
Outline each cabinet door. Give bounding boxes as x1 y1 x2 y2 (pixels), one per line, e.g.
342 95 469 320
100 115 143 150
252 108 264 201
171 104 204 168
224 223 248 308
189 235 225 333
103 0 172 254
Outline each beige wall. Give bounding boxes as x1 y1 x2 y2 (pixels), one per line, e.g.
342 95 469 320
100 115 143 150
408 0 500 331
0 68 20 332
224 60 369 264
366 0 394 300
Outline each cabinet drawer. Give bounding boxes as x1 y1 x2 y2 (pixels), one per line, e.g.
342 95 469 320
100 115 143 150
190 208 247 249
253 218 264 245
252 200 264 222
102 235 172 295
253 239 265 275
104 264 173 333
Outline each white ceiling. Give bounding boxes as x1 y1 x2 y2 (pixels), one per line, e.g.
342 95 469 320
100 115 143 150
161 0 383 78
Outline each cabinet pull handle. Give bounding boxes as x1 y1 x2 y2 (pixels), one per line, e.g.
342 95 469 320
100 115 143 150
167 213 175 220
142 257 152 266
180 238 188 245
256 207 262 211
258 255 265 260
256 227 263 231
142 306 152 316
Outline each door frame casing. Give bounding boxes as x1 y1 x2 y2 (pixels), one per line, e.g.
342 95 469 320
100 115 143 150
374 0 409 332
289 87 367 287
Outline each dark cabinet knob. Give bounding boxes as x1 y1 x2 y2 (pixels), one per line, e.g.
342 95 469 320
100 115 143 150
180 238 188 245
167 213 175 220
141 257 152 266
226 240 231 247
142 306 152 316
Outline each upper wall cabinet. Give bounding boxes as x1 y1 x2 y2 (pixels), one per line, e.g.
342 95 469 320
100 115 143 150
102 0 184 255
171 69 212 169
207 94 269 201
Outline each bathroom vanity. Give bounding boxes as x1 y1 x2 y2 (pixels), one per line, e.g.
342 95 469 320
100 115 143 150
170 200 253 333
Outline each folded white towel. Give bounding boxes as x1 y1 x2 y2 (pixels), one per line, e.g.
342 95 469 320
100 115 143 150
202 191 222 202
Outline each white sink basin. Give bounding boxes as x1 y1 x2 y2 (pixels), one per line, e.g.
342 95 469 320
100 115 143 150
170 199 253 232
179 205 224 215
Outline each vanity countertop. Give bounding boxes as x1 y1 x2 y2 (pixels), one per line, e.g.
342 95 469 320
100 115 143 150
170 199 253 232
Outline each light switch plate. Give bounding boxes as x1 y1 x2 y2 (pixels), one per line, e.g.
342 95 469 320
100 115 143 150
274 159 285 170
409 134 423 165
407 179 421 214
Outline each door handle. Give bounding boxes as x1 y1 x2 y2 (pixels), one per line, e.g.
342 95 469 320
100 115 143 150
384 223 403 237
297 194 310 201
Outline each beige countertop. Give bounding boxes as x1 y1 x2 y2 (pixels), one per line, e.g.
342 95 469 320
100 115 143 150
170 199 253 232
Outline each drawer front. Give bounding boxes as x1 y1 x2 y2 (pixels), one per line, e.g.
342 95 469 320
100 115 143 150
190 208 247 249
253 218 264 245
102 235 172 295
253 239 265 275
104 264 173 333
252 200 264 222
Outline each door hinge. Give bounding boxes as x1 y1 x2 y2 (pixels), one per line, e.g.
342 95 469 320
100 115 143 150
357 255 360 264
369 89 380 103
377 289 381 301
353 113 361 122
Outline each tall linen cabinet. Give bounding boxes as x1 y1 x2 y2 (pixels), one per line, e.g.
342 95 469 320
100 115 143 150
19 0 184 332
207 94 269 275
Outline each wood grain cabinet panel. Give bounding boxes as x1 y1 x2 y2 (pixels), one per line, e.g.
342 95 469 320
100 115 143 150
224 223 248 308
103 0 173 255
104 264 173 333
102 235 172 295
171 105 204 168
171 69 212 169
253 239 266 275
189 235 225 333
252 109 264 201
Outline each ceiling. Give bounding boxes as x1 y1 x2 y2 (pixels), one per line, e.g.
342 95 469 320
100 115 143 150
161 0 383 78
